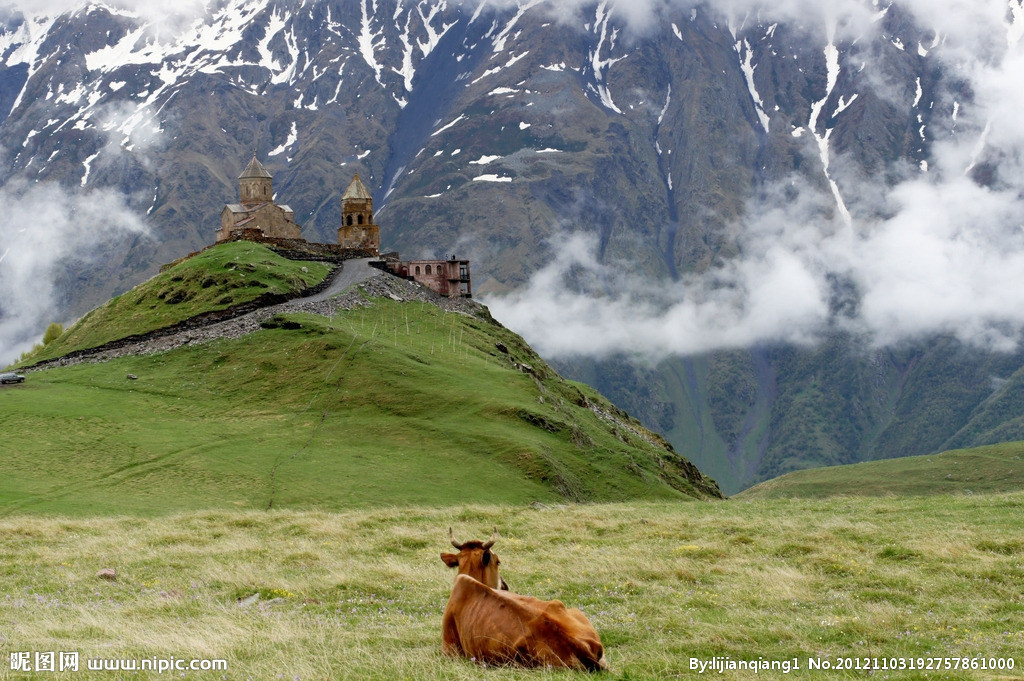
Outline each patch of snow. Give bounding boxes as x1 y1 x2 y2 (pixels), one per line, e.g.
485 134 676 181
832 94 858 117
470 155 502 165
808 23 851 226
541 62 566 71
589 0 626 114
492 0 543 53
472 174 512 183
913 77 922 107
489 87 520 96
735 39 769 133
658 85 671 126
268 121 298 156
81 151 100 186
536 148 562 153
472 50 529 85
432 115 466 137
358 0 386 86
519 122 531 130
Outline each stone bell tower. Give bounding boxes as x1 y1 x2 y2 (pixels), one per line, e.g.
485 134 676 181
239 152 273 205
338 173 380 254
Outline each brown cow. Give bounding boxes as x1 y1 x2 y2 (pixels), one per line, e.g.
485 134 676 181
440 528 608 671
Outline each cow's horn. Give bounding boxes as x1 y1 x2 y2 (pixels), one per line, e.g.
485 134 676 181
482 527 498 550
449 527 462 549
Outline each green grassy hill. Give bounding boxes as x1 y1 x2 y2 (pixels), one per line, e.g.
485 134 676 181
0 245 719 516
737 441 1024 499
23 241 331 364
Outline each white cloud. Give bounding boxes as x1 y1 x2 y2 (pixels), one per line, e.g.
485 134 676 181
0 180 149 365
6 0 208 24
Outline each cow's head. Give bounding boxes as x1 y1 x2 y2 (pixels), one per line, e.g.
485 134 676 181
441 527 510 591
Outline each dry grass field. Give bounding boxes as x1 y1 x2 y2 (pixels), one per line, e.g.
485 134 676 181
2 495 1022 680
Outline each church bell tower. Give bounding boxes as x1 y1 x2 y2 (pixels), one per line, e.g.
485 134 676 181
338 173 380 254
239 152 273 205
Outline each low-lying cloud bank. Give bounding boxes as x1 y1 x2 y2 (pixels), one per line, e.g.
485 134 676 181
0 180 148 365
488 170 1024 359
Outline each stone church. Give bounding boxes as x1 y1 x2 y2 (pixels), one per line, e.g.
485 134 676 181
211 155 471 299
217 154 302 242
216 155 381 256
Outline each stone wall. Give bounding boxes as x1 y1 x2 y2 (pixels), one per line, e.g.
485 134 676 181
163 231 377 272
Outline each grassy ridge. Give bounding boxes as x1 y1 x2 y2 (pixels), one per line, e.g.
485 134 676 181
738 441 1024 499
0 295 715 516
24 242 331 363
1 497 1022 679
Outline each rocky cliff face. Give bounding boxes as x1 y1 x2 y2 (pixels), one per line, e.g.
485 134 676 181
3 0 1023 492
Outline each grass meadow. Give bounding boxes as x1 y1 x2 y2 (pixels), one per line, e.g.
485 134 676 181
738 442 1024 499
2 495 1022 680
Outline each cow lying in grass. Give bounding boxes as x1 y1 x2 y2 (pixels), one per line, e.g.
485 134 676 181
440 528 608 671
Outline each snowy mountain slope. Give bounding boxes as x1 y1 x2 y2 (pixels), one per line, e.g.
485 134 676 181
2 0 1022 492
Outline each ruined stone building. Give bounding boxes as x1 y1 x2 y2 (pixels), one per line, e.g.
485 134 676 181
383 258 472 298
217 154 302 242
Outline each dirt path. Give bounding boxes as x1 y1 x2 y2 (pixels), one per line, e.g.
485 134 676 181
303 257 379 302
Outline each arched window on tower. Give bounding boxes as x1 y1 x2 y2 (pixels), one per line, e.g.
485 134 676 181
425 265 432 275
358 214 364 225
415 266 421 275
347 215 353 226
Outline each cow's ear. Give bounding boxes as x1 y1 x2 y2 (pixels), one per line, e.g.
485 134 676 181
499 578 510 591
440 552 460 568
481 550 491 567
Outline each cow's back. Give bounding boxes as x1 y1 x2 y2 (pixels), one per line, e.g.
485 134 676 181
442 574 607 671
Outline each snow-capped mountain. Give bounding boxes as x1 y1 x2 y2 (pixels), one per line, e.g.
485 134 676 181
4 0 1024 492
